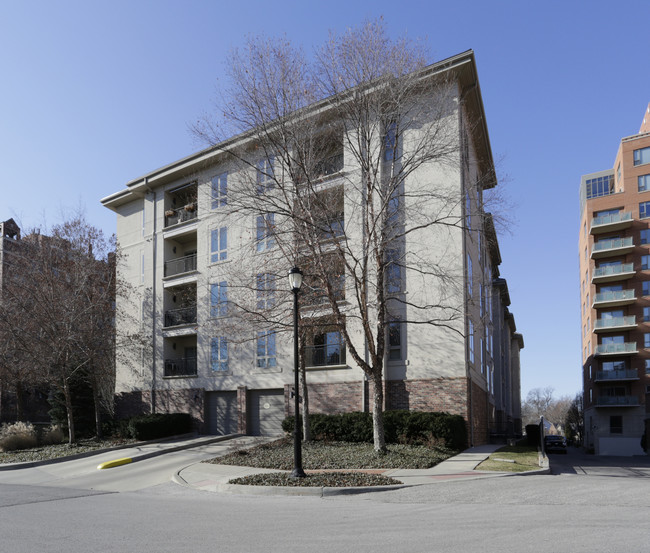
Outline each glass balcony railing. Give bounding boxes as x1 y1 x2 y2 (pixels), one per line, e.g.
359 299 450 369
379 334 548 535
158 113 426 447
595 369 638 381
591 212 632 229
594 342 637 355
593 290 636 304
592 237 634 255
594 316 636 330
592 263 634 280
595 395 639 407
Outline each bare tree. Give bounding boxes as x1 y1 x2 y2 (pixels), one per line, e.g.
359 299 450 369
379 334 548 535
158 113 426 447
194 20 467 452
0 216 143 442
522 387 572 428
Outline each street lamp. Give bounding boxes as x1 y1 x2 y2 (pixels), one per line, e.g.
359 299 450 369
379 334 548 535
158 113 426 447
288 266 306 478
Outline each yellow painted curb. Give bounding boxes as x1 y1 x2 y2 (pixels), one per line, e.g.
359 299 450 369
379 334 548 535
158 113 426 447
97 457 133 470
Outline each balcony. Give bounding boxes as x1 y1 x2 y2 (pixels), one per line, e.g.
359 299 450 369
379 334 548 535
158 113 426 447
591 237 634 259
164 306 197 328
592 263 635 284
163 357 197 378
594 316 637 333
164 205 197 228
594 342 638 356
305 343 346 368
590 212 633 235
164 254 197 278
592 289 636 308
595 369 639 382
595 395 640 407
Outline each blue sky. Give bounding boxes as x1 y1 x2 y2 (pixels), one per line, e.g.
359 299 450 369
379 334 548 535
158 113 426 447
2 0 649 400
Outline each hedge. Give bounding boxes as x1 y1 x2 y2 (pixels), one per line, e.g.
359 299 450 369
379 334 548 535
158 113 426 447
123 413 193 441
283 410 467 450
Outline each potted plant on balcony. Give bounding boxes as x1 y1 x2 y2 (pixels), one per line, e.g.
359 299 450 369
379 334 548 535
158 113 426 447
184 202 196 212
165 209 175 217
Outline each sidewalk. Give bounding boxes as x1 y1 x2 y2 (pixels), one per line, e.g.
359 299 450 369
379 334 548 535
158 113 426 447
173 443 541 496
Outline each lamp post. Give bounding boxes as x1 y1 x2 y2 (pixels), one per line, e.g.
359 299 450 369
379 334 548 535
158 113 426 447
288 266 306 478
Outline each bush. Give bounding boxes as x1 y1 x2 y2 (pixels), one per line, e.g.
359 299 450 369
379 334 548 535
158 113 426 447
40 424 65 445
123 413 193 441
0 421 38 452
283 410 467 450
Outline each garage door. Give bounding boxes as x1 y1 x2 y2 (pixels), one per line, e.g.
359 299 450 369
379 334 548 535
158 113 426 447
248 389 285 436
205 391 237 435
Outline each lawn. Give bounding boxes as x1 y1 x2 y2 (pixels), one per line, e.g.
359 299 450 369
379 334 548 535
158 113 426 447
475 445 541 473
0 439 135 465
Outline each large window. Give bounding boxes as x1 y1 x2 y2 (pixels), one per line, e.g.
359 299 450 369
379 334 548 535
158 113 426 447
388 320 402 361
256 331 276 368
643 255 650 270
634 146 650 166
386 248 402 293
642 229 650 245
309 330 345 367
210 227 227 262
639 174 650 192
468 320 475 364
585 175 614 199
641 201 650 219
256 214 275 252
644 281 650 296
211 173 227 209
256 157 275 193
256 273 275 310
211 337 228 371
210 281 227 317
383 121 397 162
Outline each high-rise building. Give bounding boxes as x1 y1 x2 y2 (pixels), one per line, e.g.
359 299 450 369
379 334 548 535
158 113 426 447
103 50 522 444
579 103 650 455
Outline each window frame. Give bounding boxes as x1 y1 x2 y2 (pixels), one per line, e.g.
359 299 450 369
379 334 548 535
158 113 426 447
211 336 228 372
256 213 275 252
211 172 228 209
210 226 228 263
256 330 277 369
210 281 228 318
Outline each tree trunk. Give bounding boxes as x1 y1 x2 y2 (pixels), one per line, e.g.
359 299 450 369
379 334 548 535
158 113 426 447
371 371 386 453
15 381 24 421
300 365 310 442
63 379 75 445
92 384 103 441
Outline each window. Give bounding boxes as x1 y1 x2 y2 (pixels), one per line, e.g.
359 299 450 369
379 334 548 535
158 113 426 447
384 121 397 162
642 229 650 244
465 192 471 229
634 146 650 166
644 281 650 296
210 281 227 317
388 321 401 361
641 201 650 219
211 173 227 209
256 214 275 251
310 330 345 366
643 255 650 270
617 163 621 183
256 273 275 310
595 208 620 218
210 227 227 262
211 337 228 371
610 415 623 434
256 331 276 368
602 360 626 372
600 310 622 319
256 157 275 193
585 175 614 199
645 307 650 322
646 359 650 374
645 333 650 348
468 320 474 364
386 248 401 293
467 255 473 297
639 174 650 192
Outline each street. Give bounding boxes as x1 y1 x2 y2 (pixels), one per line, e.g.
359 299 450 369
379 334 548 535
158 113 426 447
0 442 649 552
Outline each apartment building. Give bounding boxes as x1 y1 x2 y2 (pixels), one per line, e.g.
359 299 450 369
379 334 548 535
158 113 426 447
102 50 522 444
579 103 650 455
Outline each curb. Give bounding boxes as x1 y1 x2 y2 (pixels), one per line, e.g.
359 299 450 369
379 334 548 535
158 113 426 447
0 433 239 471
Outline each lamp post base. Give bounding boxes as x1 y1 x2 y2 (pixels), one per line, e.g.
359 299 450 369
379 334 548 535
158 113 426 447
290 467 307 478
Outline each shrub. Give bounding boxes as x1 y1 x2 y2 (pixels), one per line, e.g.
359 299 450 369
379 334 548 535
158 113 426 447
283 411 467 450
41 424 65 445
124 413 193 441
0 421 38 452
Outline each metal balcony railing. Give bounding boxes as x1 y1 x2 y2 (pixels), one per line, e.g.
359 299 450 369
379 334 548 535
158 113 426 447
164 306 197 327
305 343 346 367
164 205 198 228
164 357 197 377
164 254 197 277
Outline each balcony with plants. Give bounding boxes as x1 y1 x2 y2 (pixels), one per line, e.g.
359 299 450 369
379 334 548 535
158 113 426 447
164 182 198 229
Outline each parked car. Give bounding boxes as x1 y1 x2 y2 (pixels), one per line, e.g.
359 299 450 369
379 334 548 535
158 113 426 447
544 435 567 454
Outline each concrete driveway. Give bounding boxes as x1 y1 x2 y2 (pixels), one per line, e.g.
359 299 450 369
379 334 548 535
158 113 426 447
548 446 650 477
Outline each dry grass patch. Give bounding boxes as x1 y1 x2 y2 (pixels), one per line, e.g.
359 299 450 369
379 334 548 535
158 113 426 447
476 445 541 473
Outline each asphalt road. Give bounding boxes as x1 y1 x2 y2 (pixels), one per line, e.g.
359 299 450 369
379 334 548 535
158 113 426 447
0 443 649 553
